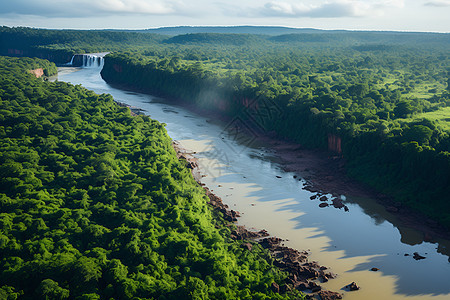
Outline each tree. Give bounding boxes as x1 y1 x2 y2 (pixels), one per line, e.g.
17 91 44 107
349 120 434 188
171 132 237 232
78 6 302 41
36 279 69 300
394 100 414 118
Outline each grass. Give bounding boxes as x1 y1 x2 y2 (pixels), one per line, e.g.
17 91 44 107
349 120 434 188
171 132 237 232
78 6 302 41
410 107 450 131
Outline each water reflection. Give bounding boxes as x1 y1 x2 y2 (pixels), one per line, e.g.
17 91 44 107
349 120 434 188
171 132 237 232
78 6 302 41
200 150 450 298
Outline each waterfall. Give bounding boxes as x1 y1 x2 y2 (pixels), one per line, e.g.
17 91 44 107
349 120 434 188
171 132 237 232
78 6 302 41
81 54 105 68
66 53 108 68
81 54 104 68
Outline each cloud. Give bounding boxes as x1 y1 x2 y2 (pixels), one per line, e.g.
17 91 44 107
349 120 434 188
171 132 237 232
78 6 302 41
96 0 177 14
0 0 184 17
424 0 450 6
254 0 405 18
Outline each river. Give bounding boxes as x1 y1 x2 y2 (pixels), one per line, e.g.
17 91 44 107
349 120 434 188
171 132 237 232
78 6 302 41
56 64 450 299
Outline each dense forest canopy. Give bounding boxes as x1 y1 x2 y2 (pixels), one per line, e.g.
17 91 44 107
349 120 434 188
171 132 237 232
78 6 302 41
98 31 450 228
0 56 303 299
1 26 450 300
2 26 449 228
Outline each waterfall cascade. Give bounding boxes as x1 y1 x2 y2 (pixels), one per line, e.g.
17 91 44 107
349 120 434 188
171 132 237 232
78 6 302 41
67 53 108 68
82 54 104 68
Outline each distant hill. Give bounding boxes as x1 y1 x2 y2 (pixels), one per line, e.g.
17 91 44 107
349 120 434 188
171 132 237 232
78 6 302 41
106 26 450 46
121 26 323 36
163 33 266 45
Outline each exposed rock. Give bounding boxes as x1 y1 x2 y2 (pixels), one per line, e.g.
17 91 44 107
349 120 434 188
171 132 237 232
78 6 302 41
294 266 320 280
296 281 309 291
319 203 329 208
331 198 345 209
276 175 282 178
309 281 322 292
310 194 318 200
303 185 320 193
345 281 360 291
231 226 269 240
320 195 328 201
303 261 321 269
318 291 343 300
205 187 240 222
344 205 349 212
242 243 253 251
413 252 426 260
260 237 282 249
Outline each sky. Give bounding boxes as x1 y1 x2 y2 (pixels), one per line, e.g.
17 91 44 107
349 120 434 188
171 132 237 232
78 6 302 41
0 0 449 32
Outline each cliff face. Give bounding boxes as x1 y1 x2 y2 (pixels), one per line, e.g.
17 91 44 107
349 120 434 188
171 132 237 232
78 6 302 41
328 134 342 154
28 68 44 78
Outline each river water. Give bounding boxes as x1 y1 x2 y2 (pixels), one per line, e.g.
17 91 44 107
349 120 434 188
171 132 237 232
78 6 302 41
56 65 450 299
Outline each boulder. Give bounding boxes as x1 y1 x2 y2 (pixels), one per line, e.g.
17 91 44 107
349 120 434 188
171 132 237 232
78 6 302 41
309 281 321 292
346 281 360 291
319 203 329 208
320 195 328 201
331 198 345 209
413 252 426 260
317 291 343 300
296 281 309 291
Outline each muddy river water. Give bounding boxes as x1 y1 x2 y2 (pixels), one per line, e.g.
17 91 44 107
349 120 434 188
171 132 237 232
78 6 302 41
57 65 450 299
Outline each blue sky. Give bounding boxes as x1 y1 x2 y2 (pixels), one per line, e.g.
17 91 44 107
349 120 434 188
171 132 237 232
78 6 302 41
0 0 449 32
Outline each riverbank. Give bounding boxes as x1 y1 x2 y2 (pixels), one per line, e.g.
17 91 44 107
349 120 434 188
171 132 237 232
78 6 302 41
266 138 450 247
109 79 450 252
172 140 345 299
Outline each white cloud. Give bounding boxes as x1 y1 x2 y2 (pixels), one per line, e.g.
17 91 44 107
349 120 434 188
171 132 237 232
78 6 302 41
424 0 450 6
96 0 177 14
257 0 405 18
0 0 184 17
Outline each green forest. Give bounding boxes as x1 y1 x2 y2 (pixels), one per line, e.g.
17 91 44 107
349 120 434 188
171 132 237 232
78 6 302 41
99 33 450 228
0 56 302 299
1 26 450 298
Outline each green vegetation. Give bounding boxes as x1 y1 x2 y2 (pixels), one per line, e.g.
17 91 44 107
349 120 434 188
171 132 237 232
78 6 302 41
0 56 302 299
2 26 447 227
0 26 166 64
98 33 450 227
403 107 450 131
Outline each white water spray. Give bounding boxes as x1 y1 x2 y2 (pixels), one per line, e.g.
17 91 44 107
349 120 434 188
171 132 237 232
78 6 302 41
67 53 109 68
